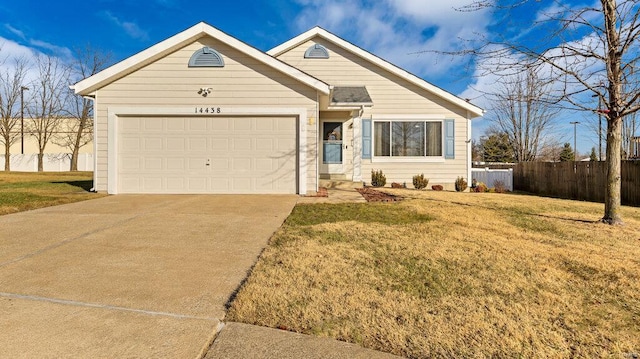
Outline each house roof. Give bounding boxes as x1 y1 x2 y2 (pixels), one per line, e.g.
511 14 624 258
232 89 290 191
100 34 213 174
268 27 484 118
331 86 373 106
73 22 330 96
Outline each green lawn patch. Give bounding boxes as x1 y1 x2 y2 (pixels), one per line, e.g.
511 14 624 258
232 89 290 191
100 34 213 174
227 190 640 358
0 172 106 215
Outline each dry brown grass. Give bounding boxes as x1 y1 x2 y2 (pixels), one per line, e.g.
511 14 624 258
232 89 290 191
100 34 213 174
227 190 640 358
0 171 105 215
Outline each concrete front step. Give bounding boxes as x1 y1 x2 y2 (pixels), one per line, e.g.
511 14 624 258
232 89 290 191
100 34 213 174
319 179 364 190
319 173 348 180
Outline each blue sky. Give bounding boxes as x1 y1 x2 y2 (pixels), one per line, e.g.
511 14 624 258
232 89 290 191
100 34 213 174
0 0 607 155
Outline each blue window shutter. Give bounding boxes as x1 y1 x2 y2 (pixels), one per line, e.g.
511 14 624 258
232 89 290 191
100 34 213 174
444 119 455 159
362 119 372 159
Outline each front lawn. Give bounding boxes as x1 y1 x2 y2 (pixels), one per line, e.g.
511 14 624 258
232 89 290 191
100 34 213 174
227 190 640 358
0 172 106 215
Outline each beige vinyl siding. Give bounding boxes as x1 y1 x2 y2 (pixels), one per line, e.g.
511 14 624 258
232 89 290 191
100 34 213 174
278 39 471 186
94 37 319 193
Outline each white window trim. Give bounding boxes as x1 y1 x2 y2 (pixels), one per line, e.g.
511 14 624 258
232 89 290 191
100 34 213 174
107 106 308 195
371 117 446 163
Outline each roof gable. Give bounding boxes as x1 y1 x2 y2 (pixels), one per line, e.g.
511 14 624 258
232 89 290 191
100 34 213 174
73 22 330 96
268 27 483 118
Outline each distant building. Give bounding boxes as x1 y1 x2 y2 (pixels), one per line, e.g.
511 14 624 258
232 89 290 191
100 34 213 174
1 118 93 155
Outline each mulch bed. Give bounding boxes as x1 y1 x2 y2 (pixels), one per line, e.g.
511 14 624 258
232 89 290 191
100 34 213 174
356 187 403 202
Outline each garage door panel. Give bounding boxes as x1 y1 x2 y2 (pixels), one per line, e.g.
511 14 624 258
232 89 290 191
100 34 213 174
232 158 251 172
188 118 207 131
121 137 141 151
211 159 229 171
277 118 296 131
121 157 141 171
233 118 252 131
255 120 274 131
166 158 185 171
144 158 163 171
121 177 141 192
211 139 229 151
232 138 252 151
187 178 208 191
118 116 297 194
166 138 185 151
189 138 208 151
256 138 274 151
143 177 162 191
143 138 163 151
143 119 163 131
188 158 207 171
167 118 185 131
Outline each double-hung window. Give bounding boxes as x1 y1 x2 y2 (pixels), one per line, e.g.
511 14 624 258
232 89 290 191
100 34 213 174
374 120 443 158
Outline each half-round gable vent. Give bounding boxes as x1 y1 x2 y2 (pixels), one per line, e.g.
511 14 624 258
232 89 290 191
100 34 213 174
188 47 225 67
304 44 330 59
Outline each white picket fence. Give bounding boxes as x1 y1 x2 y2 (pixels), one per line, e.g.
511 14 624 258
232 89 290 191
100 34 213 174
0 153 94 172
471 168 513 191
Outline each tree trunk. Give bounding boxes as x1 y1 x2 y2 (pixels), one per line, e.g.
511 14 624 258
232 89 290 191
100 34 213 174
70 144 79 171
602 115 623 224
69 117 86 171
37 152 44 172
4 143 10 171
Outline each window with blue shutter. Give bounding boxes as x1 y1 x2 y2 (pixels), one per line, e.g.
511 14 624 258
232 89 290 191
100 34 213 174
362 119 372 159
188 47 224 67
444 119 455 159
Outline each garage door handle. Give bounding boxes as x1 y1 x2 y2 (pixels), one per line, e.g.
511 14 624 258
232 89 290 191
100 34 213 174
206 159 210 166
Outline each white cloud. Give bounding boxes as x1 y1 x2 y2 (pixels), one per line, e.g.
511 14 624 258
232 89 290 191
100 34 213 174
4 24 26 40
0 37 41 87
28 39 73 60
292 0 491 80
102 12 149 41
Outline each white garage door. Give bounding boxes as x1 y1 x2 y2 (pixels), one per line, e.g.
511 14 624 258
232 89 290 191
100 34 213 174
117 116 297 194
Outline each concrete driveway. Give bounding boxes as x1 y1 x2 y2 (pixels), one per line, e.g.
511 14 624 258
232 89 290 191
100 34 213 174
0 194 297 358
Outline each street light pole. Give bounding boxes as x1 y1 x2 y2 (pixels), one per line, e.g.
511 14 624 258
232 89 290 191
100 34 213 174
20 86 29 155
570 121 580 160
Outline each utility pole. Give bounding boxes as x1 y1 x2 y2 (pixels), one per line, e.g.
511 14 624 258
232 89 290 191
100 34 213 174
20 86 29 155
570 121 580 160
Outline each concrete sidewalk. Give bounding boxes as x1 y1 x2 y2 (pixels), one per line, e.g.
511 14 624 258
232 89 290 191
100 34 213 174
0 195 296 358
205 322 400 359
0 193 401 358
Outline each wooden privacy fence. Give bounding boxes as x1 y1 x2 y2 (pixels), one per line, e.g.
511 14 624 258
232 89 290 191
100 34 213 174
513 161 640 206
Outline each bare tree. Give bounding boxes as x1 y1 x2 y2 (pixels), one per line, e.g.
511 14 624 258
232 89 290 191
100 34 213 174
0 57 29 171
27 55 70 171
456 0 640 224
61 46 111 171
487 69 559 162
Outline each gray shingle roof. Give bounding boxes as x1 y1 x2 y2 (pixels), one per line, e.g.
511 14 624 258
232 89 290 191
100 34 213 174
331 86 373 104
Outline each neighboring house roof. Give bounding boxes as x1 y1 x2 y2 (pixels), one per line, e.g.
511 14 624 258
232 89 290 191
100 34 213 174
73 22 330 96
331 86 373 107
268 27 484 118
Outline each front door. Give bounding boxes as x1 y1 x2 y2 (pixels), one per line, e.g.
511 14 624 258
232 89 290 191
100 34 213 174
321 122 343 174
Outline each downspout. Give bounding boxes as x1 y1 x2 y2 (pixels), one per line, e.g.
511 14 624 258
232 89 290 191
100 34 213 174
316 92 320 193
467 110 472 190
83 94 98 192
